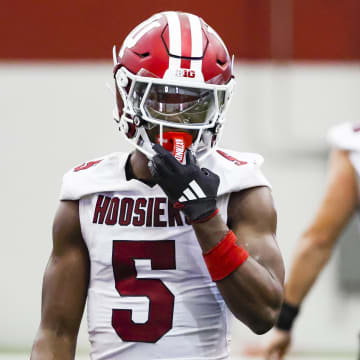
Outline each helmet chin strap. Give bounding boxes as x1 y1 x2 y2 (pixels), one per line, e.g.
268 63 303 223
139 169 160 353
157 131 193 164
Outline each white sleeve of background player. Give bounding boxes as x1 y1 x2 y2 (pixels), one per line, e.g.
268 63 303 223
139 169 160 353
327 122 360 183
327 122 360 152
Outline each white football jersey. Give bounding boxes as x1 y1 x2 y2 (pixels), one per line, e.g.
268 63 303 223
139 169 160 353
60 148 270 360
327 122 360 203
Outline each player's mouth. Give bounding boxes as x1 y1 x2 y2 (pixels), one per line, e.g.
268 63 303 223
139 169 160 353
156 131 193 163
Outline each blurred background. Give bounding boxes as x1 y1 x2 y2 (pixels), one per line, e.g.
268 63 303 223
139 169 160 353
1 0 360 359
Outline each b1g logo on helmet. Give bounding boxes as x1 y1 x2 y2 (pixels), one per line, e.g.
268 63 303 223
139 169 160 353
176 69 196 78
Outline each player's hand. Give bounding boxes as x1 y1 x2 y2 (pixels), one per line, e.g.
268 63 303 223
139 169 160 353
149 144 220 222
263 328 292 360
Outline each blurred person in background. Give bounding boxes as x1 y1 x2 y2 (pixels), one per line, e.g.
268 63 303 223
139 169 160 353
30 11 284 360
264 122 360 360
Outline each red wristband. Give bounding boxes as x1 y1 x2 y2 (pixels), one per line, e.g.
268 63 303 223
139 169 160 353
203 230 248 281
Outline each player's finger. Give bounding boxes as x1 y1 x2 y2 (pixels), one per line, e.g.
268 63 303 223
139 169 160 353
201 168 220 188
147 160 160 180
153 143 168 156
201 167 214 176
151 154 174 178
153 143 180 170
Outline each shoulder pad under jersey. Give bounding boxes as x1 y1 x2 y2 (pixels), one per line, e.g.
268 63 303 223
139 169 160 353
59 152 128 200
201 148 270 196
60 149 270 200
327 122 360 152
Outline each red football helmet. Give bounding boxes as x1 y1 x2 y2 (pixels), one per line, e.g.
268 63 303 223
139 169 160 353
113 11 235 161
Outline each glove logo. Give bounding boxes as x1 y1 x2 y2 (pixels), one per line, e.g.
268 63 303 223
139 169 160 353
178 180 206 202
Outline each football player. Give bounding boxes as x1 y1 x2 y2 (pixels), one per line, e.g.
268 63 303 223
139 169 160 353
264 122 360 360
31 12 284 360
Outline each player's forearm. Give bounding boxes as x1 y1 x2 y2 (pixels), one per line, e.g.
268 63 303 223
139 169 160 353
218 255 283 334
193 215 283 334
30 328 76 360
285 235 334 305
192 213 229 252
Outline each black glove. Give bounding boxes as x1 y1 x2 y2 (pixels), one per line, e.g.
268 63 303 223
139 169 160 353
149 144 220 222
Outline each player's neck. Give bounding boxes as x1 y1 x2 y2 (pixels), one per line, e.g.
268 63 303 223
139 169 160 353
129 150 153 182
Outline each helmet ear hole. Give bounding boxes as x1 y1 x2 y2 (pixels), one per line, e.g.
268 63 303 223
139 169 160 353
133 116 146 128
116 68 129 88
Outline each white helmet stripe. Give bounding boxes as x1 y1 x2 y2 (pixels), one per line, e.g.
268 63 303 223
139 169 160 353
119 13 162 58
188 13 203 75
165 12 182 70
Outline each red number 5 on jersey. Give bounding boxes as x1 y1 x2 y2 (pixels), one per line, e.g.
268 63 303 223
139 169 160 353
112 240 176 343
